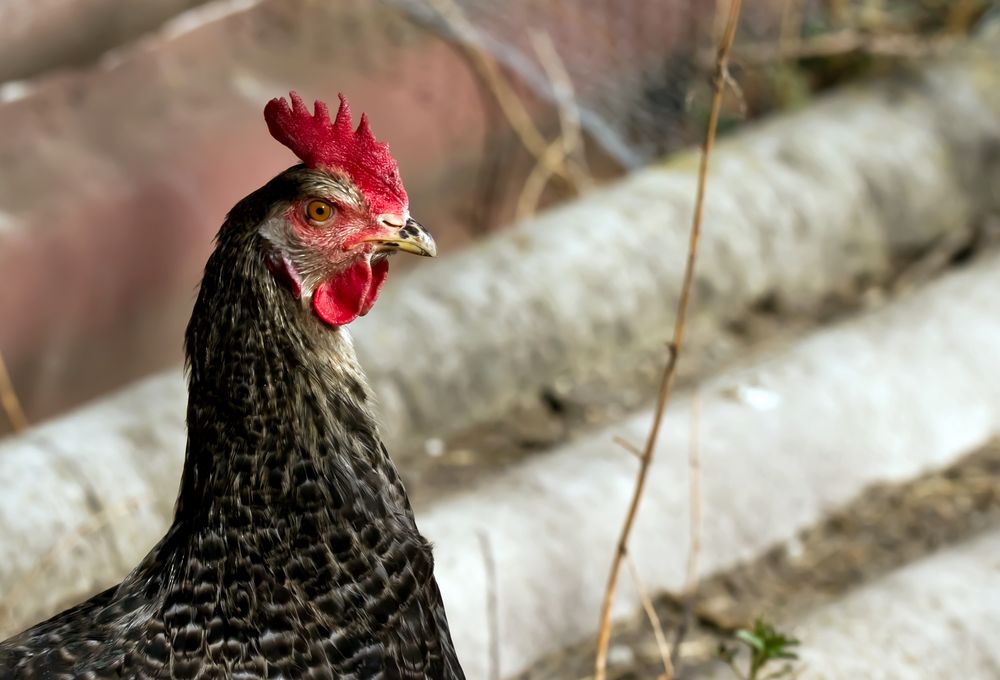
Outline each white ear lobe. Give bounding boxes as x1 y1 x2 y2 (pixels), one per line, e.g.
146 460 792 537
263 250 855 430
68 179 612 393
263 248 304 300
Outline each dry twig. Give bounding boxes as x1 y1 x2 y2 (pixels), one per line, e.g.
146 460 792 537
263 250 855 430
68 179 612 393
514 30 591 221
0 349 28 433
684 390 703 594
612 435 643 460
778 0 804 52
477 531 502 680
625 551 674 680
531 31 587 177
672 390 704 666
515 138 573 223
427 0 589 192
733 29 958 65
593 1 744 678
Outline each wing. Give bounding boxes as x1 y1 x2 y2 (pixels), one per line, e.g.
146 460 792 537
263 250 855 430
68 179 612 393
387 579 466 680
295 521 465 680
378 537 466 680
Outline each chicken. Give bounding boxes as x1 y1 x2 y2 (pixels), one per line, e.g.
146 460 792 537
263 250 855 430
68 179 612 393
0 92 466 680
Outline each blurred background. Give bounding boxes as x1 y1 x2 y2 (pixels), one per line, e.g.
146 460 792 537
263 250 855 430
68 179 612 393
1 0 1000 678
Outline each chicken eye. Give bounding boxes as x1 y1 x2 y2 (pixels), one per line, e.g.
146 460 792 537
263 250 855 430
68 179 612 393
305 199 336 224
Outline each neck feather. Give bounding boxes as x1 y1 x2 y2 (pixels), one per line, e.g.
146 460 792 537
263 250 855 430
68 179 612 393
174 216 406 525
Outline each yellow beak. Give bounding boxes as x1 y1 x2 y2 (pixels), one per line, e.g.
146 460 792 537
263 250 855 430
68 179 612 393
362 217 437 257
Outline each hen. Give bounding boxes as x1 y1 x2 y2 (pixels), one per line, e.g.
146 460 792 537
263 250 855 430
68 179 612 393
0 92 465 680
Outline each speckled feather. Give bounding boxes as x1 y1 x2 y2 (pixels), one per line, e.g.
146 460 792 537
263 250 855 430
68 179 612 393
0 170 465 680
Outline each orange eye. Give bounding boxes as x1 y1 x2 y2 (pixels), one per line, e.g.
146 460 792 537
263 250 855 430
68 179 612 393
305 199 335 224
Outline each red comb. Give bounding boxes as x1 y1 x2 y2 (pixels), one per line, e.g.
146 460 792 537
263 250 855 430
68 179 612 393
264 92 408 217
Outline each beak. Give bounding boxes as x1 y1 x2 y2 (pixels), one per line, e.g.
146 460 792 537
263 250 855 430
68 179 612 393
362 217 437 257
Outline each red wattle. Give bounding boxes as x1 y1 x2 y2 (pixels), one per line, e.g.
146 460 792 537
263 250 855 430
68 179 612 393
313 259 371 326
312 258 388 327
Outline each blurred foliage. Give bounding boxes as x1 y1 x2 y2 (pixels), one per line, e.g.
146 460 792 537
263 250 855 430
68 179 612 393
697 0 997 137
719 617 801 680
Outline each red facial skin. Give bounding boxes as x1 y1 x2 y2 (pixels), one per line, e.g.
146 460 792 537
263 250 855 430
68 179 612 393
264 92 410 327
274 197 395 327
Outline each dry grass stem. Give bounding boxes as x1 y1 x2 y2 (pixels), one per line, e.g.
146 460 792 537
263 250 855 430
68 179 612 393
734 29 958 65
684 390 703 594
672 390 704 666
515 30 590 221
778 0 804 51
531 30 590 182
531 30 586 174
0 349 28 433
625 552 674 680
515 138 569 222
612 435 643 460
593 1 744 678
477 531 502 680
427 0 589 192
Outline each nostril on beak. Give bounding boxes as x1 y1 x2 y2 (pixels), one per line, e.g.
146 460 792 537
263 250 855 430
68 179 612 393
379 215 405 229
403 218 436 257
366 216 436 256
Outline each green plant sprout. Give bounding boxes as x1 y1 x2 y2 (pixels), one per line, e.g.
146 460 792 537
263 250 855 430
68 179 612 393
718 617 800 680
